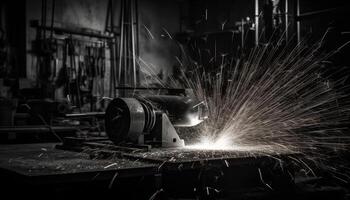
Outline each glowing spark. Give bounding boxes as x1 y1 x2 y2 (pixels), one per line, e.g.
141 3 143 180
221 20 227 30
157 160 167 171
161 27 173 39
104 163 117 169
108 172 118 189
143 25 154 39
258 168 273 190
149 189 164 200
91 172 101 181
175 56 183 67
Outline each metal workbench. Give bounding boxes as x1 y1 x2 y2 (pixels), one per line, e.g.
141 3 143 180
0 141 308 199
0 143 158 183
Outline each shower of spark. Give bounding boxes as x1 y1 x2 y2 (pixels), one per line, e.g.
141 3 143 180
176 38 350 154
137 26 350 180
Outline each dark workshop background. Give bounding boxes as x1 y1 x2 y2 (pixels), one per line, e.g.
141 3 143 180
0 0 350 199
1 0 350 93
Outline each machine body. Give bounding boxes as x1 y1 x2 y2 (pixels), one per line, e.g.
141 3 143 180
105 92 207 148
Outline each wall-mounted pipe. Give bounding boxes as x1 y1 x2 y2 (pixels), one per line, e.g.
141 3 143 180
285 0 288 41
296 0 300 43
118 0 125 95
131 0 137 87
255 0 259 46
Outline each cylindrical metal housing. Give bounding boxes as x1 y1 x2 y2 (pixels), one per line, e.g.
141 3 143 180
105 98 145 144
105 95 207 145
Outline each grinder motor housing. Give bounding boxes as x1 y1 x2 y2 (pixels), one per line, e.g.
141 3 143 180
105 93 207 148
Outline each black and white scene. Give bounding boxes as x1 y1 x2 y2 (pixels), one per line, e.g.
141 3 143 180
0 0 350 199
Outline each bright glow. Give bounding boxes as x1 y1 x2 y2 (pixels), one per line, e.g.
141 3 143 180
186 134 253 151
186 113 204 127
185 133 278 152
186 136 234 150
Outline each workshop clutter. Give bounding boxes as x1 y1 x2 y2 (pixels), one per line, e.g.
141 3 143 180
33 36 112 112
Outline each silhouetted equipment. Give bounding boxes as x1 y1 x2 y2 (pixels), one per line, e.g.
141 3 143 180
105 90 207 148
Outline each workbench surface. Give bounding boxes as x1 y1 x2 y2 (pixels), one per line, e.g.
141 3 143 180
0 143 157 182
0 142 298 183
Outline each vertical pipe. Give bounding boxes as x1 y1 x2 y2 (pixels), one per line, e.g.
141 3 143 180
123 0 128 88
131 0 137 87
296 0 300 43
118 0 125 87
135 0 140 86
285 0 288 41
241 18 244 50
255 0 259 46
110 40 116 97
50 0 55 39
109 0 116 97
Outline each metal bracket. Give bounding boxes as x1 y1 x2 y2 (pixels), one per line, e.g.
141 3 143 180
161 113 185 148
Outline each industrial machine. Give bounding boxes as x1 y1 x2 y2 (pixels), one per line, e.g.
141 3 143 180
1 89 337 199
105 90 208 148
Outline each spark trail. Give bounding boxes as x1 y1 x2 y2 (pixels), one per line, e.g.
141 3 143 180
176 37 350 181
138 26 350 180
185 41 350 152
